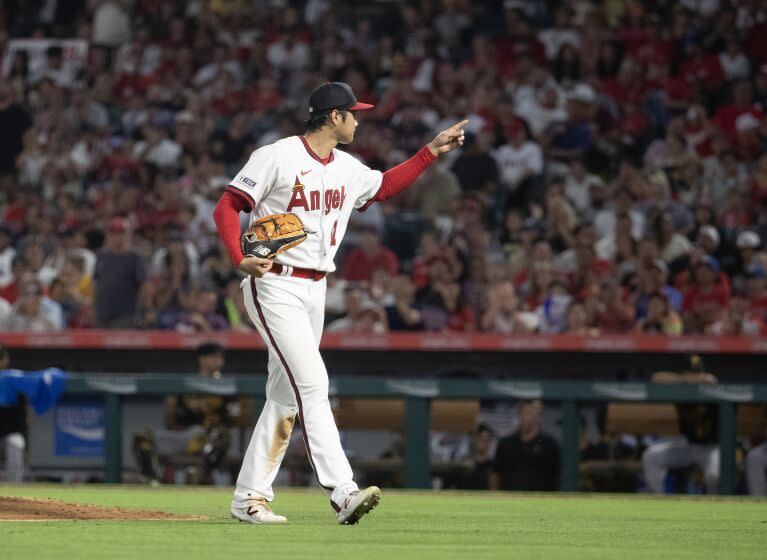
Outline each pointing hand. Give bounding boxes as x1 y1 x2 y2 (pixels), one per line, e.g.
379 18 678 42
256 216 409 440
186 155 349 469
427 119 469 156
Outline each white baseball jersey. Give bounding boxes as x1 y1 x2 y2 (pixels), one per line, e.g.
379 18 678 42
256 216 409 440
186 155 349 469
227 135 382 272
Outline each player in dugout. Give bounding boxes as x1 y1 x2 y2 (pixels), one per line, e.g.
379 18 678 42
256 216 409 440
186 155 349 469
132 342 251 485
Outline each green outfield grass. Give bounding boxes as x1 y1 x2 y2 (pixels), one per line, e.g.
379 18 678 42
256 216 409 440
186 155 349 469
1 485 765 559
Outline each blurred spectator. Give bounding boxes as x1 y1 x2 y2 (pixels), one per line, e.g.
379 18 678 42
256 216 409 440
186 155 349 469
31 45 77 87
1 280 59 332
746 264 767 320
635 291 683 335
411 231 451 290
635 258 684 319
518 259 554 311
712 81 764 144
516 83 567 139
564 158 602 213
93 217 145 327
545 84 596 162
133 123 182 170
591 277 634 333
341 226 399 283
543 180 578 253
404 162 461 222
491 400 560 491
384 274 423 332
220 275 253 332
0 256 25 305
536 280 573 333
165 287 229 333
725 297 767 335
719 38 751 81
415 273 476 333
682 257 730 333
0 82 31 175
493 121 543 210
481 280 537 333
92 0 133 48
564 300 598 335
450 133 499 200
654 211 693 264
594 188 645 243
326 287 386 334
733 231 763 279
0 226 16 287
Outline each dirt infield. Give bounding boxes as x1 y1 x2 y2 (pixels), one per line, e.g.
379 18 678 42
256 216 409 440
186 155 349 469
0 497 206 521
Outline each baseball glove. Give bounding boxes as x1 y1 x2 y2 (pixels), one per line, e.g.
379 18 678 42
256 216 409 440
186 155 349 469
241 213 308 259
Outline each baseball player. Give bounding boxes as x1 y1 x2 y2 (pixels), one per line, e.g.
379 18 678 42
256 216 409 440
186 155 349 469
213 81 466 524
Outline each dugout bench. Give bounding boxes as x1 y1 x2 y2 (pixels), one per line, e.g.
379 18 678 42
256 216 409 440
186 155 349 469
61 375 767 493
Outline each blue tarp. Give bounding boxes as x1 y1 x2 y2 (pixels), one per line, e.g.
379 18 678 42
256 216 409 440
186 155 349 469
0 368 68 414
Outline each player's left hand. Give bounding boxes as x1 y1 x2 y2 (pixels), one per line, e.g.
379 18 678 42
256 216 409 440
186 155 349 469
427 119 468 156
238 255 273 278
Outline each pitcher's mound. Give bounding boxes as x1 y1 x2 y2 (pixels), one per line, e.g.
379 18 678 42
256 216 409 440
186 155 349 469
0 496 206 521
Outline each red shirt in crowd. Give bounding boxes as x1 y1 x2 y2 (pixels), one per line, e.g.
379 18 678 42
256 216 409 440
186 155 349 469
664 77 692 105
0 281 18 304
342 247 399 282
600 78 646 105
445 306 476 333
245 89 284 113
748 175 767 208
674 270 731 294
750 296 767 321
680 54 724 93
683 121 713 157
683 283 731 315
746 21 767 67
635 39 673 67
712 105 765 143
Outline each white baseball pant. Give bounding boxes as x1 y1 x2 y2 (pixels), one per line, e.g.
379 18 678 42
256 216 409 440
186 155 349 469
233 274 357 511
2 433 25 482
642 438 719 493
746 442 767 496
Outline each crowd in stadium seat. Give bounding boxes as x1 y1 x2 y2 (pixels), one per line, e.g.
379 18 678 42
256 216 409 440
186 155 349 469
1 0 767 335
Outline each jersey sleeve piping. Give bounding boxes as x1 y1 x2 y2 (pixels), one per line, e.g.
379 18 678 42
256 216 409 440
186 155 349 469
226 184 255 211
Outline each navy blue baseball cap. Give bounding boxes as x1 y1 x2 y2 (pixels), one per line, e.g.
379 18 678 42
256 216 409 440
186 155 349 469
308 82 374 114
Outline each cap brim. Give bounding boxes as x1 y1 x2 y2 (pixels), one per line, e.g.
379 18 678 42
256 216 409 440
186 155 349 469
349 102 374 110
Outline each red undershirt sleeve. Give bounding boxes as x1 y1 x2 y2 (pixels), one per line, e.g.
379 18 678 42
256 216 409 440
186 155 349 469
359 146 436 211
214 190 250 267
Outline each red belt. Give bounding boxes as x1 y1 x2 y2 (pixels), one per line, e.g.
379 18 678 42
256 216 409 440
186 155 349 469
269 263 326 281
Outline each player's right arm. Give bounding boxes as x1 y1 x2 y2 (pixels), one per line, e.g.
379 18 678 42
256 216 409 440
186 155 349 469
213 192 273 277
213 146 278 277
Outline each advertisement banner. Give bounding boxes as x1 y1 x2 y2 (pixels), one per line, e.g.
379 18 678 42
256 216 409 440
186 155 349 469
54 400 105 457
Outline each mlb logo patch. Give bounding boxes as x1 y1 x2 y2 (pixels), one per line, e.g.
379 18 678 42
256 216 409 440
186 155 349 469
239 176 257 188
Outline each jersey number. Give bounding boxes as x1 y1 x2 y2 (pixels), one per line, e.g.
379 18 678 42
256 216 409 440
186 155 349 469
330 220 338 246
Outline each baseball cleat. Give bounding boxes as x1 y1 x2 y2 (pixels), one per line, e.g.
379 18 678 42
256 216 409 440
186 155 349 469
231 498 287 524
336 486 381 525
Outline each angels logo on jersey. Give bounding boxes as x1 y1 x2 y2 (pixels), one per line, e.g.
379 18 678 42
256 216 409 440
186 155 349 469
286 176 346 215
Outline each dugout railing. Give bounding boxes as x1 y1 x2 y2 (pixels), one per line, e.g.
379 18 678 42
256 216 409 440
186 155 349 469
61 375 766 493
